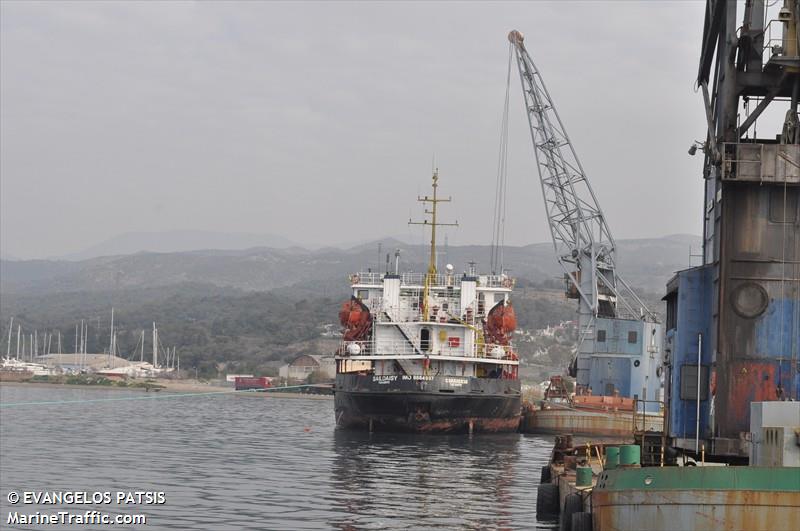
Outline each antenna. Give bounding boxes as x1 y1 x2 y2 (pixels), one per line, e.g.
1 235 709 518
408 169 458 320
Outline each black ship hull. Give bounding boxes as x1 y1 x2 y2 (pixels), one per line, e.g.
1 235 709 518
334 373 521 433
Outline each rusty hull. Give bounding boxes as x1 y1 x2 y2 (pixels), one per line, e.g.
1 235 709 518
592 466 800 531
521 406 663 437
593 487 799 531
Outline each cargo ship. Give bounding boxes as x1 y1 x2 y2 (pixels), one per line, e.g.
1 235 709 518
333 171 521 433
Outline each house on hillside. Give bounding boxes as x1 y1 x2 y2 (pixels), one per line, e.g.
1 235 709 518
279 354 335 382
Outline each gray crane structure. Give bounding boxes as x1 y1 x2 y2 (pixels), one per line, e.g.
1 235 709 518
507 30 663 409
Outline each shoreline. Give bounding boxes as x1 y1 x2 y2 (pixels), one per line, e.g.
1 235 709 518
0 380 333 400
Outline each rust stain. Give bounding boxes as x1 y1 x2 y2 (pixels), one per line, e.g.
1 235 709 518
521 407 660 437
592 489 800 531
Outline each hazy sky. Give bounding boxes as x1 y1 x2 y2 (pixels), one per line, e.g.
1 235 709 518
1 1 709 259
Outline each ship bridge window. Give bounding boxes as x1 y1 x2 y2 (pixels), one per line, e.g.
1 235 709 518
628 331 638 344
596 330 606 342
420 328 431 352
357 289 369 300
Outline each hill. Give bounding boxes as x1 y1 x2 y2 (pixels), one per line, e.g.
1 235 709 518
59 230 299 261
0 234 700 297
0 235 694 381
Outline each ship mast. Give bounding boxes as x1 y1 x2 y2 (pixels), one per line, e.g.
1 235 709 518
409 170 457 321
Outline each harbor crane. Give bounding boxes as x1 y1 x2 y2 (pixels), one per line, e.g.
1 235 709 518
507 30 662 403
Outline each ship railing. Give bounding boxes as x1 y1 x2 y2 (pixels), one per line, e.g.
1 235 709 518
631 398 666 431
338 340 517 361
367 299 469 324
350 272 514 289
760 18 800 68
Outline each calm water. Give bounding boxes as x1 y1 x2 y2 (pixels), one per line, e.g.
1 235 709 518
0 385 555 530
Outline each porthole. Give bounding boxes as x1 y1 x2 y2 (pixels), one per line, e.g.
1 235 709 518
634 360 641 368
731 282 769 318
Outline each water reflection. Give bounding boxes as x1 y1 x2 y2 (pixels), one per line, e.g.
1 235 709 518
1 386 556 530
329 430 540 530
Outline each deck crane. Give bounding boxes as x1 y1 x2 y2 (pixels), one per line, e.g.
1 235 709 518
507 30 662 406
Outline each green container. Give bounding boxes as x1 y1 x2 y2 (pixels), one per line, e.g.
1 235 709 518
619 444 641 466
576 465 592 487
605 446 620 470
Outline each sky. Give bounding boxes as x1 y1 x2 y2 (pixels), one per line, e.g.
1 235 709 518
1 1 710 259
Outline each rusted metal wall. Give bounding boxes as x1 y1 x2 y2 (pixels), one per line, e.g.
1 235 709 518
592 466 800 531
593 488 800 531
715 176 800 443
521 408 662 437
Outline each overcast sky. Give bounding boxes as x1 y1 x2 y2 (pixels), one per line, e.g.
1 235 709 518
1 1 709 259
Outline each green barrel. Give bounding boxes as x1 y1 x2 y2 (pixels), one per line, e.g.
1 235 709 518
576 466 592 487
619 445 641 466
605 447 620 470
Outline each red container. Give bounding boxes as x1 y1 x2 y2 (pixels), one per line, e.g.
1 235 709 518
234 376 273 390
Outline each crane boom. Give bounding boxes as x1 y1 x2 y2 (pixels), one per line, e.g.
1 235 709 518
508 30 662 402
507 30 657 324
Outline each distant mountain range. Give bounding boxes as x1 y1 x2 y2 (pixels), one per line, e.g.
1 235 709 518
1 230 423 262
0 234 701 296
57 230 300 261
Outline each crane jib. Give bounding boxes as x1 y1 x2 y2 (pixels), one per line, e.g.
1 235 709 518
506 29 658 325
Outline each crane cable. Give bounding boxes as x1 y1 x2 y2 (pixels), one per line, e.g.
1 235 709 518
491 42 513 274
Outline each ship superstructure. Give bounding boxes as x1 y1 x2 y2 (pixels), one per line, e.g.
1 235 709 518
334 171 522 433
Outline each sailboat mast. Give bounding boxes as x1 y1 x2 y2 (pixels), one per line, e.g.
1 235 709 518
152 322 158 368
17 325 21 359
108 307 114 367
6 317 13 358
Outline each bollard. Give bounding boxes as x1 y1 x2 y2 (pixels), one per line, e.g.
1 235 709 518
605 447 620 470
619 445 641 466
576 466 592 487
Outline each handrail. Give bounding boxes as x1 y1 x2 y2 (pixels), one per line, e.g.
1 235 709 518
631 398 666 432
350 271 514 289
338 339 516 361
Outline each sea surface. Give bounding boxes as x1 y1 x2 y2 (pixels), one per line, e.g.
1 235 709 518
0 385 556 530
